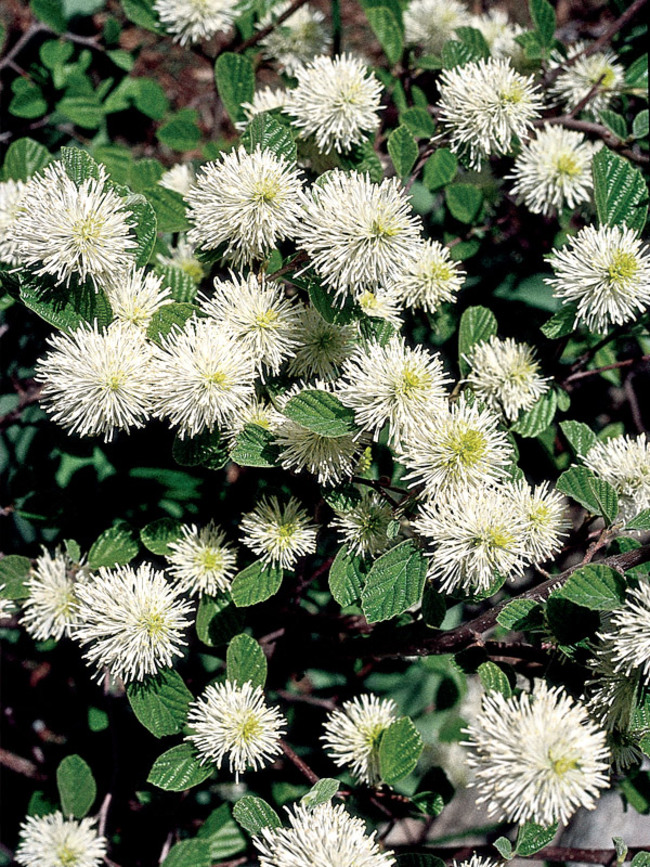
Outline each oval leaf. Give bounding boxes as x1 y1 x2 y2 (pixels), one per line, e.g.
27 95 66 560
56 755 96 818
226 633 267 689
556 564 626 611
126 668 193 737
329 546 365 607
232 795 281 835
87 523 139 570
378 717 423 785
556 466 619 524
147 743 212 792
230 561 283 607
361 541 428 623
283 390 357 438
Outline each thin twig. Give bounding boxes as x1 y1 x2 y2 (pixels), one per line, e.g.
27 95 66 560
0 22 48 73
562 354 650 385
228 0 312 54
279 739 319 784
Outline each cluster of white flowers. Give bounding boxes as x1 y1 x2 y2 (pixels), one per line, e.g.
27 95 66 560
322 694 397 784
258 2 331 75
584 434 650 522
15 812 107 867
331 490 394 558
165 521 239 596
404 0 465 56
153 0 238 45
549 42 625 117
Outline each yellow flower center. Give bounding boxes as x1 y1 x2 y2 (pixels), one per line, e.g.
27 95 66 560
592 65 616 88
198 548 224 572
499 82 525 104
252 178 282 204
72 214 104 250
104 372 126 392
395 366 428 397
239 713 262 743
555 152 580 177
446 428 487 468
607 250 639 288
141 611 167 637
56 845 79 867
203 369 229 388
549 751 579 776
254 310 280 329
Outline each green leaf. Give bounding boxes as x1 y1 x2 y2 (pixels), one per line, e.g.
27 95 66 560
140 517 182 556
232 795 281 835
172 428 229 471
61 146 101 183
18 271 114 334
361 541 428 623
241 113 297 163
148 743 212 791
515 820 558 856
131 79 169 120
196 593 244 647
400 107 435 139
556 564 626 611
626 509 650 531
329 546 364 607
126 194 158 267
121 0 163 32
283 390 357 438
599 109 627 140
154 264 197 304
215 53 255 125
626 55 648 89
145 187 189 233
457 306 497 376
129 158 165 192
496 598 543 631
510 389 557 438
366 6 403 66
157 109 202 151
9 79 48 119
633 110 649 140
592 149 648 232
2 137 51 181
388 125 418 178
162 839 210 867
30 0 66 33
56 755 96 818
231 424 280 468
127 669 193 737
541 304 578 339
147 303 196 345
560 420 597 457
494 838 514 860
422 148 457 191
301 778 340 809
477 661 512 697
0 555 32 600
442 40 479 69
546 596 599 644
196 804 246 860
308 279 355 325
445 184 483 223
226 633 267 689
87 522 139 570
57 94 104 129
378 717 423 784
631 854 650 867
454 26 490 60
556 465 619 524
230 561 283 607
529 0 556 47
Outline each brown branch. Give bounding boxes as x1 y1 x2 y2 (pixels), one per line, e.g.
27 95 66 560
279 739 319 784
396 845 650 865
227 0 312 55
0 748 45 780
562 354 650 385
0 22 48 74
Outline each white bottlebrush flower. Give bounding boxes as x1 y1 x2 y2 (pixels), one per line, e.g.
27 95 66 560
338 335 450 445
275 420 364 486
165 522 238 597
506 480 567 565
157 236 205 285
413 483 528 594
331 489 394 557
509 124 597 216
15 811 107 867
105 266 172 330
464 681 610 826
599 580 650 685
258 2 331 76
186 680 286 781
322 694 398 784
471 9 525 62
398 397 512 499
72 563 194 684
240 496 318 570
464 335 550 422
222 396 284 446
9 161 137 290
550 42 624 118
297 172 422 302
158 163 196 196
584 434 650 523
0 178 27 264
153 0 238 45
438 58 543 169
200 272 300 379
35 323 154 442
404 0 465 55
237 87 288 132
394 239 465 314
21 547 86 642
150 318 256 439
286 305 357 381
186 146 304 266
357 287 404 327
545 225 650 333
254 801 396 867
283 54 383 154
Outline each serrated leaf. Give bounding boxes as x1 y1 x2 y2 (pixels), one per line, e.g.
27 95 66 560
388 125 418 178
378 717 423 784
56 755 96 818
442 40 478 69
458 306 497 376
87 522 139 570
127 668 193 737
145 187 189 233
0 555 32 600
541 304 578 339
445 183 483 223
147 743 212 791
626 55 648 89
366 6 403 66
58 94 104 129
556 564 626 611
172 428 229 470
196 804 246 860
284 390 357 438
232 795 281 835
230 424 280 468
560 420 597 457
477 661 512 697
147 303 196 344
2 137 51 181
157 109 201 151
400 107 435 138
215 53 255 125
328 546 364 606
422 148 457 191
301 777 340 809
631 854 650 867
230 561 283 607
61 147 101 184
599 109 627 141
226 633 267 689
626 509 650 531
308 279 355 324
19 271 114 334
196 593 244 647
154 264 197 304
633 110 649 140
241 113 297 162
361 541 427 623
455 26 490 59
162 839 210 867
496 598 542 631
556 465 619 524
592 149 648 232
529 0 555 47
494 838 514 859
129 158 164 192
140 518 182 556
515 820 558 856
510 389 557 438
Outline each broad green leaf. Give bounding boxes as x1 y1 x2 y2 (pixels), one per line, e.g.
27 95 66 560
93 145 133 184
329 546 364 607
445 184 483 223
457 306 497 376
283 390 357 438
230 561 283 607
57 94 104 129
529 0 555 47
196 593 244 647
232 795 281 835
121 0 163 32
378 717 423 784
140 518 182 556
308 279 355 325
556 465 619 524
172 428 229 471
626 510 650 531
126 194 158 267
126 669 193 737
231 424 280 468
454 26 490 59
560 420 597 457
215 53 255 125
400 107 435 138
196 804 246 860
515 820 558 856
241 113 297 162
301 778 340 809
129 157 165 192
626 55 648 88
2 137 51 181
496 598 543 631
162 839 210 867
147 302 196 345
631 854 650 867
556 564 626 611
540 304 578 339
131 79 169 119
510 389 557 438
592 149 648 232
64 540 81 562
477 661 512 697
226 633 267 689
9 79 48 119
0 555 32 600
61 147 101 183
423 148 457 191
366 6 403 66
147 743 212 791
599 109 627 140
145 187 189 233
157 109 202 151
30 0 66 32
494 838 514 860
442 40 478 68
410 792 445 817
361 541 428 623
18 271 114 334
87 522 139 570
56 755 96 818
154 264 197 304
633 110 649 140
388 125 418 178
